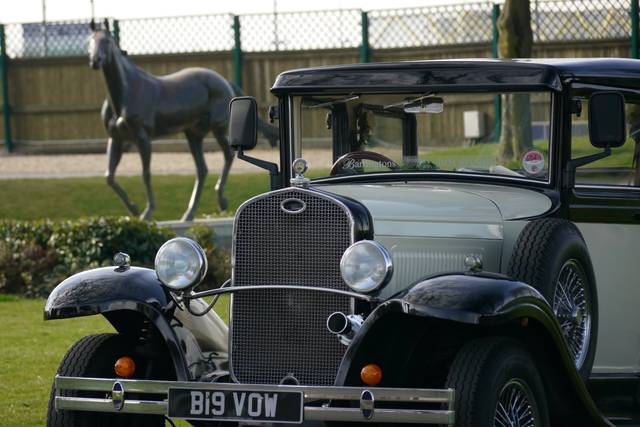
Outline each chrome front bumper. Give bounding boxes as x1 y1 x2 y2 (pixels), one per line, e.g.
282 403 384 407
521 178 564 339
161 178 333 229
55 375 455 425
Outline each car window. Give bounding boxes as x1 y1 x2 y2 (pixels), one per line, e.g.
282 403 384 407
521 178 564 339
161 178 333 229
571 93 640 188
293 91 552 182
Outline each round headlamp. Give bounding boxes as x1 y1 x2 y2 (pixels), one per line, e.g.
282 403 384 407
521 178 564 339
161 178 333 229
155 237 207 291
340 240 393 293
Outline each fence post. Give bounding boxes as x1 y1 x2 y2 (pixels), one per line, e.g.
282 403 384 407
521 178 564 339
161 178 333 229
0 24 12 153
631 0 639 58
113 19 121 47
360 11 370 63
232 15 243 90
491 3 501 142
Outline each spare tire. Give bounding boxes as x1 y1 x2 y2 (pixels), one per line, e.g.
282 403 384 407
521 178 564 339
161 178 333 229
507 218 598 380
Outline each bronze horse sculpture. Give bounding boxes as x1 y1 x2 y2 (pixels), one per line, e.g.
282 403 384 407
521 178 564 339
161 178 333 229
88 20 278 221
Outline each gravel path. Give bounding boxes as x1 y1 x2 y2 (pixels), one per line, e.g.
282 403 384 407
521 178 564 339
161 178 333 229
0 149 276 179
0 148 333 179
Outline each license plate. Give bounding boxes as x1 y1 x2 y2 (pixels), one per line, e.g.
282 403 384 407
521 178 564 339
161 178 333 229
168 387 304 423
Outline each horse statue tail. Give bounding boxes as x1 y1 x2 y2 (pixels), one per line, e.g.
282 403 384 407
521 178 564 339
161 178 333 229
230 82 244 97
230 83 279 148
257 117 279 148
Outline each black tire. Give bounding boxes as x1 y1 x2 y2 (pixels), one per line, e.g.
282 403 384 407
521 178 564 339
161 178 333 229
46 333 165 427
507 218 598 380
445 337 549 427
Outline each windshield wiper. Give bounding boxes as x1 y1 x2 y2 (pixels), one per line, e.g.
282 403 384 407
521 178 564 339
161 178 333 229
305 94 360 109
383 92 434 110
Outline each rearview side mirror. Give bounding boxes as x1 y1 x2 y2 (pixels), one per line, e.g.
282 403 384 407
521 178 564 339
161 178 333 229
565 91 626 189
229 96 258 151
589 92 626 148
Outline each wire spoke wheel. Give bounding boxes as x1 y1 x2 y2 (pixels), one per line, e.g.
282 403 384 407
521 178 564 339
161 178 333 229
447 338 549 427
552 259 591 369
508 218 597 381
493 379 539 427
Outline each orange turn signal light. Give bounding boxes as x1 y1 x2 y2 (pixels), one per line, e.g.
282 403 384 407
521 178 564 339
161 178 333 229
360 363 382 386
114 356 136 378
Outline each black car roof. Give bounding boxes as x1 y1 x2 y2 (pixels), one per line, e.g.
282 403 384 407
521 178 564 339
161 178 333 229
271 58 640 93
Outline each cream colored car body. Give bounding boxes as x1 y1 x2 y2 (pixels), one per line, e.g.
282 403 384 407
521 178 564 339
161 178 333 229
323 182 640 376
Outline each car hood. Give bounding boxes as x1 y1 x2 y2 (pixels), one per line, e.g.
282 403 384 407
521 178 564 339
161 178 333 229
320 181 553 297
321 182 553 240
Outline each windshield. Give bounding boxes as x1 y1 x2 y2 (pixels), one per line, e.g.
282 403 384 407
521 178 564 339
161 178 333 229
291 91 552 182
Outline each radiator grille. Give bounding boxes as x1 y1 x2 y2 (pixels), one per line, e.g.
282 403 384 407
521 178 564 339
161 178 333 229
231 188 353 386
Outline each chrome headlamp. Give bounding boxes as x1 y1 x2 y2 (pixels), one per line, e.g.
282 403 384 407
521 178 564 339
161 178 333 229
340 240 393 293
155 237 207 291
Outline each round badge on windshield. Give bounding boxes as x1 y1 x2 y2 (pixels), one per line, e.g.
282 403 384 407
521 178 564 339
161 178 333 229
522 150 545 176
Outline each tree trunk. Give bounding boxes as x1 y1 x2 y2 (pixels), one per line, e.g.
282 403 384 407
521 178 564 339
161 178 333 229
497 0 534 165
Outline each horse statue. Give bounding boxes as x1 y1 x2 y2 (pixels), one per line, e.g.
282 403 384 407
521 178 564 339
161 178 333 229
88 19 278 221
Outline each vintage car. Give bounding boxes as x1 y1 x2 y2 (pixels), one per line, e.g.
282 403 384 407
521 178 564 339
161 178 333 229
46 59 640 427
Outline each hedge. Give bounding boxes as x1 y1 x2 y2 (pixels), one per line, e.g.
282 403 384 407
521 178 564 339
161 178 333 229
0 217 229 298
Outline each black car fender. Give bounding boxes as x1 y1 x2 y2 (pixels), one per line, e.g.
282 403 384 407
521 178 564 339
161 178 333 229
335 272 611 427
44 266 192 381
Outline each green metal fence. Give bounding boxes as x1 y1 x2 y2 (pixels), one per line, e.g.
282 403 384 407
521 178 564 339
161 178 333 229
1 0 639 152
533 0 632 42
0 24 11 153
368 2 493 48
2 0 636 58
240 9 361 52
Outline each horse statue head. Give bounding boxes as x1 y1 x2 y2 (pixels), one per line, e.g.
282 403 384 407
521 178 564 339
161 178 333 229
88 19 121 70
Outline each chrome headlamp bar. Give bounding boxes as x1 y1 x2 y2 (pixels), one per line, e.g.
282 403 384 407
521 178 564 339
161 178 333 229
184 284 380 303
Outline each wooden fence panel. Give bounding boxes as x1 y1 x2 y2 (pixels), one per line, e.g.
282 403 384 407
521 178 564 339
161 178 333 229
1 39 630 147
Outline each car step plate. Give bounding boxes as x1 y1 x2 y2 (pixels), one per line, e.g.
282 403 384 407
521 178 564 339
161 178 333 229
168 387 304 423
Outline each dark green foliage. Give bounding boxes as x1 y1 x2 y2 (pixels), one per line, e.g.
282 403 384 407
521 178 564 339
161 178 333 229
46 217 174 271
0 220 61 297
0 217 229 297
0 237 59 297
186 224 231 290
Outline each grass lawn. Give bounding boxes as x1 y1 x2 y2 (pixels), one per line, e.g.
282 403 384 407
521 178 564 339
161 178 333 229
0 173 269 221
570 135 635 168
0 295 229 426
0 136 634 222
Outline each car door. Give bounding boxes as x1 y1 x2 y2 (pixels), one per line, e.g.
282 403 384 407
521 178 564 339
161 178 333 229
568 86 640 375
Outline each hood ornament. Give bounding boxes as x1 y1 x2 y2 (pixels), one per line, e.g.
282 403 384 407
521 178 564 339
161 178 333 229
290 158 310 188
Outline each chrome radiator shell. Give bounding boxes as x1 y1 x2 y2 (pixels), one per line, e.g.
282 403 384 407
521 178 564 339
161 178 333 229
230 187 355 386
